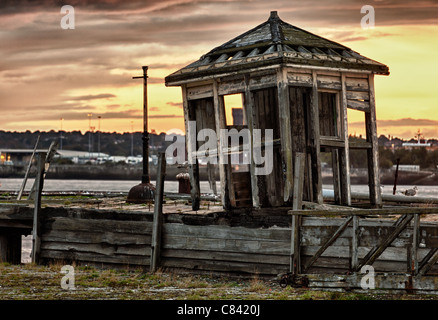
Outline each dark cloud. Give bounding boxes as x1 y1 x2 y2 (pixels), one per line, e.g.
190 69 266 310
68 93 116 101
1 0 437 131
377 118 438 127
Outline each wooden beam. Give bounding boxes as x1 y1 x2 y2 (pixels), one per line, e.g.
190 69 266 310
366 74 382 208
244 75 260 208
340 73 351 206
418 248 438 276
150 152 166 272
17 134 40 200
292 153 306 211
182 85 201 211
356 214 414 271
309 71 323 204
411 213 420 274
290 153 305 273
303 216 353 272
31 152 46 264
351 215 359 271
213 79 231 209
277 67 293 203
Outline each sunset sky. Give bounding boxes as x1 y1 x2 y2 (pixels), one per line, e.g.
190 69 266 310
1 0 437 140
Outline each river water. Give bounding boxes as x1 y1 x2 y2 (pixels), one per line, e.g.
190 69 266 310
1 178 437 263
1 178 438 197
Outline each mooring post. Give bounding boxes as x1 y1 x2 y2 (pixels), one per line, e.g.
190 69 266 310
150 152 166 272
31 152 46 264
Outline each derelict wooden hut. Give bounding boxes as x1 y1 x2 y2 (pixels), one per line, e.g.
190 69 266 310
165 11 389 210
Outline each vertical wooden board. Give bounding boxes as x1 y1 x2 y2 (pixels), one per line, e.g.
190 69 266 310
277 68 293 203
213 80 230 209
365 74 382 207
340 74 351 206
244 75 260 208
310 71 323 204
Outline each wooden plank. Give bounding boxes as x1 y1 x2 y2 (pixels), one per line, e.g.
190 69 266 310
213 80 230 209
218 78 245 95
41 241 149 257
309 71 323 204
161 256 286 276
357 214 414 270
31 152 46 264
345 77 369 92
290 206 438 216
183 86 201 211
187 84 213 100
150 152 166 272
163 223 290 241
366 74 382 207
317 74 341 90
244 75 259 208
347 99 370 111
346 91 369 101
161 248 289 265
303 216 353 272
418 249 438 276
277 67 293 203
351 215 359 270
340 73 351 206
162 234 290 255
411 213 420 274
17 134 40 200
43 230 152 245
40 249 150 266
44 217 153 235
287 72 312 86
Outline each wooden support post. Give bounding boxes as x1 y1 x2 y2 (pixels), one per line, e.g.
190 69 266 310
411 213 420 274
213 80 231 209
357 214 414 270
309 71 323 204
17 134 40 200
181 85 200 211
418 248 438 276
277 67 293 203
28 141 58 200
340 74 351 206
366 74 382 208
292 153 305 211
244 75 259 208
150 152 166 273
303 216 353 273
351 215 359 271
290 153 305 273
31 152 46 264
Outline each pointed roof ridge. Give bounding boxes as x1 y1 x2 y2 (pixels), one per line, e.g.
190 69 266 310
165 11 389 85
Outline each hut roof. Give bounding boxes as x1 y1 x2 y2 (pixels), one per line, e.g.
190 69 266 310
165 11 389 85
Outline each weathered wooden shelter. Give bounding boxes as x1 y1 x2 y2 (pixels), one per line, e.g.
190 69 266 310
165 11 389 210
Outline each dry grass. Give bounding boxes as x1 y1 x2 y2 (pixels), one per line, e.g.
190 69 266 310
1 263 437 300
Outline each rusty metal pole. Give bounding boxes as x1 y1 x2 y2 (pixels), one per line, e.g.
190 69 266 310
127 66 156 203
140 66 150 184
